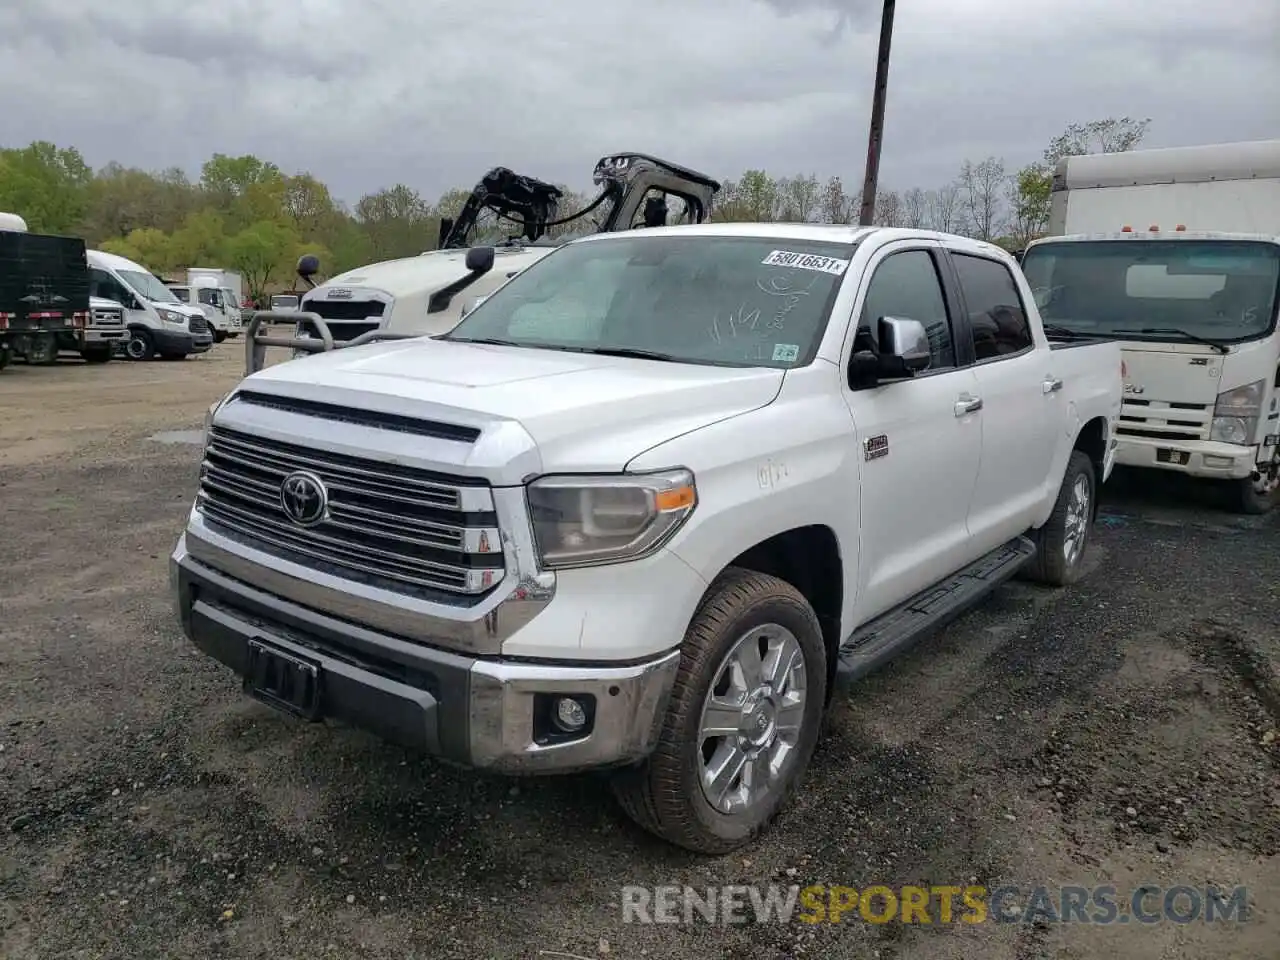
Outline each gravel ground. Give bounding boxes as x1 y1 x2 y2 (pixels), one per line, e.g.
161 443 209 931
1 344 1278 960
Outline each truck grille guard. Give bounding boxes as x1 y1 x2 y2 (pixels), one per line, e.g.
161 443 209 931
243 312 422 377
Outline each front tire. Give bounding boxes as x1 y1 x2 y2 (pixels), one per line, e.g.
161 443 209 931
124 329 155 361
610 567 828 854
213 329 227 344
1025 449 1096 586
1227 470 1277 515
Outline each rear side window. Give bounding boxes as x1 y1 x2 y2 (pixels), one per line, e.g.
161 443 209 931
952 253 1033 360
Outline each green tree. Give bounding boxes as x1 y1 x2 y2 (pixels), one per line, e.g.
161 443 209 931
355 184 435 259
226 220 302 303
99 227 176 273
200 153 283 203
169 209 230 267
0 141 93 234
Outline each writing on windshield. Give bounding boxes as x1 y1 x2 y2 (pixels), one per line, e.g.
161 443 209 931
443 233 857 368
1021 240 1280 343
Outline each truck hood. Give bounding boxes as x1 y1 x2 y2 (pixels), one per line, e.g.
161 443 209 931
239 338 784 476
318 246 556 299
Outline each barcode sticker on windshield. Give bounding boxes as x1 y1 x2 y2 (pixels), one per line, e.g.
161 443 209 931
761 250 850 275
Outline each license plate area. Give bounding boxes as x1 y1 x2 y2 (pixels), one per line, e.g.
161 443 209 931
1157 448 1190 465
245 639 321 720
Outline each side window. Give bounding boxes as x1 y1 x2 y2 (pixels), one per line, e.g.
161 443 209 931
90 268 125 304
858 250 955 369
952 253 1033 360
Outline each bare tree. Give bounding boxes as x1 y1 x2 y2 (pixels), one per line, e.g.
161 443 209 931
924 183 964 233
821 176 853 224
901 187 926 228
1044 117 1151 164
958 157 1006 241
873 189 903 227
776 173 820 222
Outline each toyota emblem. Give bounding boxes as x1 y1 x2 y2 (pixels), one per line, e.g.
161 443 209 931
280 470 327 526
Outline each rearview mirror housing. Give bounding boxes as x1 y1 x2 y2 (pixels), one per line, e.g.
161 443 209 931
878 316 931 375
465 245 495 274
847 316 932 389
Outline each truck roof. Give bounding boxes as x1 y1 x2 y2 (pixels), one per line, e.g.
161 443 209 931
1055 139 1280 190
1027 230 1280 248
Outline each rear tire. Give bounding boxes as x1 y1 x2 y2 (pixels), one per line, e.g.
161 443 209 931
124 328 155 361
609 567 828 854
1024 450 1096 586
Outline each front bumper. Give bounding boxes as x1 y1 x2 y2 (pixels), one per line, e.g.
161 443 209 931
82 328 127 345
1115 435 1258 480
171 535 681 774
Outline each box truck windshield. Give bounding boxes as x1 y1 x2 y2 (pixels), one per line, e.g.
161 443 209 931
1021 239 1280 345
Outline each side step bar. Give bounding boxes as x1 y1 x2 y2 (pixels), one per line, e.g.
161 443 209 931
243 312 422 377
835 535 1037 686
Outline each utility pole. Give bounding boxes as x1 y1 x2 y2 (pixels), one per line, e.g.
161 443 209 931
858 0 896 226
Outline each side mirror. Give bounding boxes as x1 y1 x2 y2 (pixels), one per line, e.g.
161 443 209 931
877 316 931 375
465 245 495 274
428 247 496 314
847 316 931 389
297 254 320 279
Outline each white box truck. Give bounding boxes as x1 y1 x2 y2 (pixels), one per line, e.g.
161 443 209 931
183 267 243 342
1023 139 1280 513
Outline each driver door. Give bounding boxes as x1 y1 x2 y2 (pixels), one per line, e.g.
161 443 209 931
842 242 983 622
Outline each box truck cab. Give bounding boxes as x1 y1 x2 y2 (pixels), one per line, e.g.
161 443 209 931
169 279 241 343
87 250 213 360
1024 139 1280 513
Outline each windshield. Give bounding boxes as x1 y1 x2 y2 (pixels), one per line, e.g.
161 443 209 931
442 234 856 367
1021 240 1280 343
271 295 298 308
197 287 221 307
118 269 179 303
222 288 239 309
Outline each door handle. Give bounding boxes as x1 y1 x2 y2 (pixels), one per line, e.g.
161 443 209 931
1043 377 1063 394
954 395 983 416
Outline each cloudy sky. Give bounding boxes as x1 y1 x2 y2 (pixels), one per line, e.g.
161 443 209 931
1 0 1276 203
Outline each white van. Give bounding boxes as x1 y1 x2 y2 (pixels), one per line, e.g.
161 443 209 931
87 250 213 360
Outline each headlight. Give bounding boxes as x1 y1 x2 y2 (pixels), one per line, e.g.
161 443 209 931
1210 379 1265 445
526 468 697 568
157 308 186 324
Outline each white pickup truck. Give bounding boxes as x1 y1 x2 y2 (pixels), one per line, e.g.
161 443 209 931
172 224 1122 853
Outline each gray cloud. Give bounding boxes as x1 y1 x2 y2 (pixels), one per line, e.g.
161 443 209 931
1 0 1276 206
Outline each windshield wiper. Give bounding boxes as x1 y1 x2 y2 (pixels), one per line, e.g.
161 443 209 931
1042 324 1095 340
441 336 524 348
1112 327 1230 354
572 346 680 362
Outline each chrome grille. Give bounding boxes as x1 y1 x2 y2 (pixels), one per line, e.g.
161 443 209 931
196 426 504 598
91 308 123 327
1117 398 1211 442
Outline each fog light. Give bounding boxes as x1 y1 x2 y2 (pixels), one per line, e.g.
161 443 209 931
553 697 588 732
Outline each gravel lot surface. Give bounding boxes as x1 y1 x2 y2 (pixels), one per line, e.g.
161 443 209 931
1 344 1277 960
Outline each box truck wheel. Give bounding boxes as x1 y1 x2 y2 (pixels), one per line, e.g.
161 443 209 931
610 567 827 854
1228 467 1277 515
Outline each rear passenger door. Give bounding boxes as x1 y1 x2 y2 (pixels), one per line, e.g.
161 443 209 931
946 250 1061 547
843 241 983 622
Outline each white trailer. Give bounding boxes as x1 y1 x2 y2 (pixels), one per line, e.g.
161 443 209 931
1026 139 1280 513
